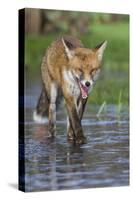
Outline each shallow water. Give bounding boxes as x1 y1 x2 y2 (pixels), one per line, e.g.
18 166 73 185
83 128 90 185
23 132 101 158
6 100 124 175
22 77 129 192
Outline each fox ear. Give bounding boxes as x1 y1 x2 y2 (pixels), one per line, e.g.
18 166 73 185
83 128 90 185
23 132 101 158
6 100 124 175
95 41 107 62
62 38 74 59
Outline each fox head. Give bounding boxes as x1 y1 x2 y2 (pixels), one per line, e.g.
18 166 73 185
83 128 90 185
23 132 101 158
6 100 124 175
62 38 107 99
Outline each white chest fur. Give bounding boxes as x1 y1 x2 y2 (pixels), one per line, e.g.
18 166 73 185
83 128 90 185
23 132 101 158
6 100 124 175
63 70 80 97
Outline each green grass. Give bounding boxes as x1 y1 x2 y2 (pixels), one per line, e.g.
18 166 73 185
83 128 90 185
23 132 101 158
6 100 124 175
25 22 129 105
81 23 129 71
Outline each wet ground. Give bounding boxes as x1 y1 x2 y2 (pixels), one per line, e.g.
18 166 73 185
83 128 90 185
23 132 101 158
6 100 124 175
23 78 129 192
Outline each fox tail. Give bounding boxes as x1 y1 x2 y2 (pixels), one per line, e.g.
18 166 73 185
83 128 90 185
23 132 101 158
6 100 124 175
33 85 49 124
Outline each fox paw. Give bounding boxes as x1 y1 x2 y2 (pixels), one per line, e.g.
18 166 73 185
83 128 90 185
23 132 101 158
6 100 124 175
48 128 56 137
67 132 74 141
75 136 87 145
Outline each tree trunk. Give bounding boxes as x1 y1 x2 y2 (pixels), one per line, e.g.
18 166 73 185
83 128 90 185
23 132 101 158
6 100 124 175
25 8 41 34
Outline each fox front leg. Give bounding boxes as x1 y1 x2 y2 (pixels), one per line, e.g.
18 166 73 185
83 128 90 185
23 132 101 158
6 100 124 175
65 97 86 144
78 98 88 120
67 98 87 142
67 117 74 140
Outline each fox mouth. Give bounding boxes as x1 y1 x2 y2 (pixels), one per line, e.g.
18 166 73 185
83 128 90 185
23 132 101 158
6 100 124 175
76 78 89 99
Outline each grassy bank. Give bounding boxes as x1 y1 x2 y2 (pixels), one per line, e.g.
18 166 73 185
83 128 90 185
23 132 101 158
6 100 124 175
25 22 129 105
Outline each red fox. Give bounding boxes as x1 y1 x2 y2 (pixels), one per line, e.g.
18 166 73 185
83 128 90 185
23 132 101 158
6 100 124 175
33 35 107 144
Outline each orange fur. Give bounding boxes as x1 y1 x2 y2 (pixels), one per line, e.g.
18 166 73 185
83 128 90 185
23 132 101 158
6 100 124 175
35 35 107 144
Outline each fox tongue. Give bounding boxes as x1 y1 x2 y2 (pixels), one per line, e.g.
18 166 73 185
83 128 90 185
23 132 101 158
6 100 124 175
81 88 88 98
79 82 89 99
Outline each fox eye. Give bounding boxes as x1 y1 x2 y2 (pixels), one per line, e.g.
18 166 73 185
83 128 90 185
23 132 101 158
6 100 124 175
91 69 100 81
77 68 83 75
78 68 82 73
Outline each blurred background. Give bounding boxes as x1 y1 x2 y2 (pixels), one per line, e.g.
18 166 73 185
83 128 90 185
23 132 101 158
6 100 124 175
25 8 129 109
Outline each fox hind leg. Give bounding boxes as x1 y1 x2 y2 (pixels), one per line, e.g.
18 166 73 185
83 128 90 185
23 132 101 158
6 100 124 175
48 83 58 137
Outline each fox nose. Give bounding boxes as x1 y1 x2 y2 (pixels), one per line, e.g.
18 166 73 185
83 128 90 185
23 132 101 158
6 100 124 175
85 81 90 87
